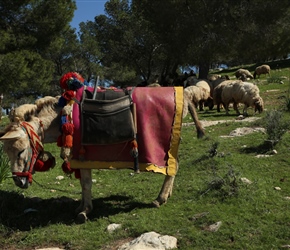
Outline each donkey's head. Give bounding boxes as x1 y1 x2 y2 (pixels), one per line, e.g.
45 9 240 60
0 121 41 188
1 97 60 188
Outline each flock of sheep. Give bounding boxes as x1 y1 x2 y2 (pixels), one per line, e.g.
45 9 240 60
182 64 270 117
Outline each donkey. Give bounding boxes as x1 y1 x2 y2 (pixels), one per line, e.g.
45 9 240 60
0 87 204 223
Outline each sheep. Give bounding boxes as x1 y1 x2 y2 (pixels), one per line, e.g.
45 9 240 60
184 76 199 87
221 81 264 116
184 79 212 110
235 69 254 80
207 74 222 81
195 80 212 110
213 80 242 112
183 85 211 116
253 64 271 79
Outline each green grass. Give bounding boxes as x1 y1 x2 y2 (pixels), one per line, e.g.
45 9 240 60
1 64 290 249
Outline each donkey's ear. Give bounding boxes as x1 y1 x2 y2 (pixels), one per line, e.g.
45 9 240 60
0 130 24 140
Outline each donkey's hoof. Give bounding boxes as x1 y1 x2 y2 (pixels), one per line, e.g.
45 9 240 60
152 198 167 208
152 200 162 208
75 212 87 224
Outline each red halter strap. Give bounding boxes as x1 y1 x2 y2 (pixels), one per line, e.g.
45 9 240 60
12 121 44 183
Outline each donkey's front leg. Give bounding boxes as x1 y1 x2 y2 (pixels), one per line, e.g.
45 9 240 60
75 169 93 223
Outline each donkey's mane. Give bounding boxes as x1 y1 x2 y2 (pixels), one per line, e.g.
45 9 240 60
10 96 60 122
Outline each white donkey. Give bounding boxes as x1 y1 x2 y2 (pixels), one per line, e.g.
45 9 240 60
0 88 204 223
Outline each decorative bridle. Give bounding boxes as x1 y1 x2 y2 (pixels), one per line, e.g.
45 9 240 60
12 121 44 184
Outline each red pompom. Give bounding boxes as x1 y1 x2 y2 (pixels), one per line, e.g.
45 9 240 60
63 134 73 147
60 72 74 90
60 72 85 90
62 123 74 135
34 157 56 172
61 161 74 174
62 90 75 101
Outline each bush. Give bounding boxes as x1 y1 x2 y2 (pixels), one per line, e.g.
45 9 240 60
264 110 289 148
0 142 10 184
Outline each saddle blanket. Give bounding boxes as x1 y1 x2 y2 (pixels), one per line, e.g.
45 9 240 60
70 86 183 176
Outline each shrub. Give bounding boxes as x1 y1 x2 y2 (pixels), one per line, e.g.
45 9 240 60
0 142 10 184
282 87 290 111
264 110 289 148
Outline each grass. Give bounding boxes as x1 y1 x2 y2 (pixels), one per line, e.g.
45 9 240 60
1 63 290 249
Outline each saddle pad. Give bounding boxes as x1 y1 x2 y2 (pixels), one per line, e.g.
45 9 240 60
81 95 135 145
70 86 183 176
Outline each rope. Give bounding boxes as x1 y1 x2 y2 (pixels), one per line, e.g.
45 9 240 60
32 177 81 194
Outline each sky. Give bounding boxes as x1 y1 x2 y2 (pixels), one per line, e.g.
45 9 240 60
71 0 107 31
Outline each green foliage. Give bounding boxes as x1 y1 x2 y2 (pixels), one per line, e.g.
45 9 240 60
0 0 76 104
263 110 289 148
0 142 10 184
281 82 290 112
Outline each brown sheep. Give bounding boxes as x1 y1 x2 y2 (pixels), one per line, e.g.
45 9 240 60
253 64 271 79
221 81 264 116
235 69 254 80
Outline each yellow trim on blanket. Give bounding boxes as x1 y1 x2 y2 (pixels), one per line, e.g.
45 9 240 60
147 86 182 176
70 87 183 176
70 160 168 174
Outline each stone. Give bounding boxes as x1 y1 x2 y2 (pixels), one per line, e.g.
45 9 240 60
107 223 122 233
118 231 177 250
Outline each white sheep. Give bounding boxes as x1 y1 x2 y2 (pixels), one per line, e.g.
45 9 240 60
195 80 212 110
253 64 271 79
183 85 211 116
235 69 254 80
221 81 264 116
213 80 242 112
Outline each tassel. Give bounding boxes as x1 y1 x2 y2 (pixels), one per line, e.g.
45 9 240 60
130 139 138 158
61 161 74 175
34 156 56 172
63 134 73 147
62 123 74 135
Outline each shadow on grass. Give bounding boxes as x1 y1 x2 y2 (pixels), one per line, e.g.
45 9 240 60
199 112 238 119
0 191 153 231
239 142 271 155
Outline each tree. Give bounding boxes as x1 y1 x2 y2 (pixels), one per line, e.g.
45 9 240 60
83 0 290 84
0 0 76 105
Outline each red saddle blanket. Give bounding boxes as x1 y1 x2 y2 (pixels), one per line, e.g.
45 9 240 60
70 86 183 176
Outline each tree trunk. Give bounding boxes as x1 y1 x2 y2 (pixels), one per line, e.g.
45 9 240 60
198 62 210 79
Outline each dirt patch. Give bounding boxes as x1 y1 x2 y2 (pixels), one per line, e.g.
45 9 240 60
183 116 261 128
183 116 263 136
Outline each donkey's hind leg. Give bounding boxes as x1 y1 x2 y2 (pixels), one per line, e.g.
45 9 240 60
152 163 179 207
75 169 93 223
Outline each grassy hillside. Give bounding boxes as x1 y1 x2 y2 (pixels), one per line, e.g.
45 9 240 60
1 62 290 249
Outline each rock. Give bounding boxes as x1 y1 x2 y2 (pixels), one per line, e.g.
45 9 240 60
255 154 272 158
204 221 222 232
55 176 64 180
107 223 122 233
240 177 252 184
118 231 177 250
